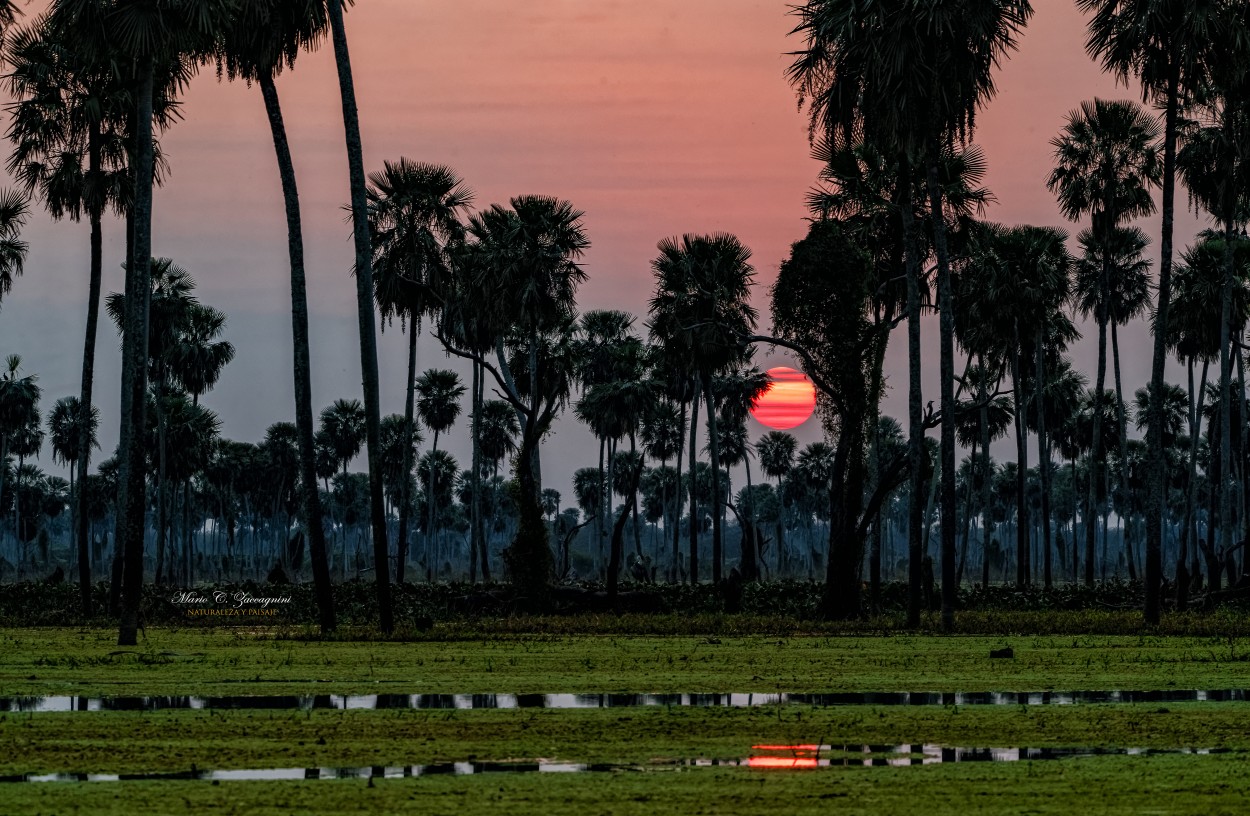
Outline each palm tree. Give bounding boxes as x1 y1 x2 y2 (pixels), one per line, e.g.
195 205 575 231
1072 225 1153 579
712 365 769 579
576 310 640 574
756 430 797 576
47 395 99 606
1078 0 1225 623
319 398 365 579
0 190 29 309
640 399 684 579
1176 45 1250 605
215 0 337 630
1049 98 1162 586
448 196 588 591
576 347 657 596
788 0 1033 629
415 448 458 578
49 0 235 645
648 233 758 584
367 158 472 586
323 0 393 631
415 368 464 578
0 356 40 538
1167 238 1249 596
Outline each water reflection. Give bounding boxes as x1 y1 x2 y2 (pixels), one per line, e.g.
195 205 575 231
0 745 1234 784
3 688 1245 714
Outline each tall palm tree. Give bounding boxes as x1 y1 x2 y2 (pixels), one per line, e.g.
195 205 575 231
1048 98 1162 586
1167 238 1249 595
367 158 472 585
1078 0 1225 623
50 0 236 646
576 310 639 575
575 341 657 595
648 233 758 585
1176 42 1250 603
215 0 337 630
323 0 393 631
414 368 464 578
449 196 588 591
788 0 1032 629
1072 225 1153 579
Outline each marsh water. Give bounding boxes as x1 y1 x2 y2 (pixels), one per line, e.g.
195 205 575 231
0 746 1236 784
3 688 1247 713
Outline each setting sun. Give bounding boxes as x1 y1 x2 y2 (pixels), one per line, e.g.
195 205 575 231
750 367 817 430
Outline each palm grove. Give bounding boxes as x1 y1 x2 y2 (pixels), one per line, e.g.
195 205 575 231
0 2 1247 640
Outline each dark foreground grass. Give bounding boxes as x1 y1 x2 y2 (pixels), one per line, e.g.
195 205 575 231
3 703 1250 776
3 755 1249 816
3 627 1249 696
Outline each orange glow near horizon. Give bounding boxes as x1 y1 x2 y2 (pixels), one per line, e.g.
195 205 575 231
747 756 820 769
750 367 817 430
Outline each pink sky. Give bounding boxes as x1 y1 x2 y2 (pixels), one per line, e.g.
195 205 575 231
0 1 1211 497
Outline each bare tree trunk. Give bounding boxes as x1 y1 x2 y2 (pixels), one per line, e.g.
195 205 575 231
1110 322 1137 580
898 158 924 628
260 73 335 631
327 0 392 632
1144 68 1181 624
118 61 156 647
398 324 418 584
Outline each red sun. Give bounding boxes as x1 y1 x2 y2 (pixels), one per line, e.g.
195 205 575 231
750 367 816 430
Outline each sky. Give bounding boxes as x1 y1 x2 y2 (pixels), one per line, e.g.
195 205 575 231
0 1 1211 501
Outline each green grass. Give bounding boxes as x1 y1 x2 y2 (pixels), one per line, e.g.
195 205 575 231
3 703 1249 776
4 626 1249 815
3 756 1249 816
3 627 1249 697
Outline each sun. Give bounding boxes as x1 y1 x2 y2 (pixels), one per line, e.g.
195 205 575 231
750 367 816 430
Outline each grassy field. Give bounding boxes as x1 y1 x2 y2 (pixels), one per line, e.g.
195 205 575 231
3 756 1249 816
3 626 1249 697
2 625 1249 815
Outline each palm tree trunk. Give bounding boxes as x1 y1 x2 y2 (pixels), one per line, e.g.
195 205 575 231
741 454 757 580
979 356 993 589
1035 328 1053 590
154 376 170 585
596 436 606 576
898 157 924 628
688 383 701 583
468 359 479 584
671 399 686 583
925 143 958 630
1144 67 1181 624
260 72 335 631
118 59 156 647
631 437 644 558
1219 221 1235 589
1087 314 1108 586
327 0 392 632
397 324 418 584
1110 322 1137 580
476 367 490 582
76 120 104 617
1010 325 1030 587
428 429 440 579
703 377 723 585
